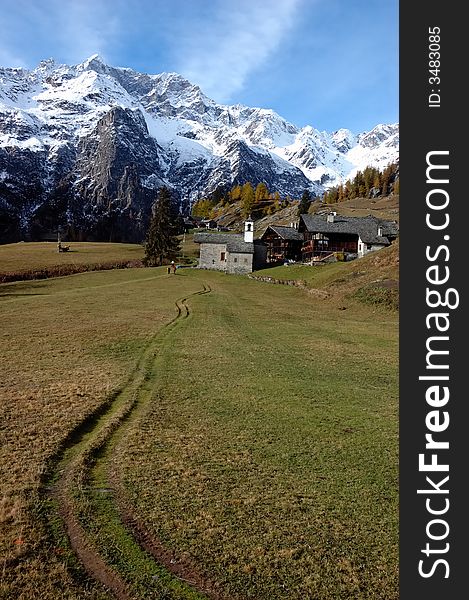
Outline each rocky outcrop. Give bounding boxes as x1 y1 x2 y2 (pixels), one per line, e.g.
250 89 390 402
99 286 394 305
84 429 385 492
71 107 165 242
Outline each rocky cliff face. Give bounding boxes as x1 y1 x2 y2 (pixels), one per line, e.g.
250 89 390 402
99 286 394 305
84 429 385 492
0 55 399 242
70 107 165 241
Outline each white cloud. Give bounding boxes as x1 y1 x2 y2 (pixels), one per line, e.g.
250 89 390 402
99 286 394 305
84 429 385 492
173 0 303 101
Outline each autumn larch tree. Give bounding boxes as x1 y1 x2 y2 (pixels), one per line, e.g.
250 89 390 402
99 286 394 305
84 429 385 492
255 182 269 203
241 182 255 218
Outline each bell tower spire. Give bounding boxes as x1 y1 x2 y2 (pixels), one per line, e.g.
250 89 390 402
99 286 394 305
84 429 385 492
244 216 254 243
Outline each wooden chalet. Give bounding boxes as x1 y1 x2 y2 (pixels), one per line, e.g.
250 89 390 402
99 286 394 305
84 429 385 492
260 225 303 263
299 213 399 262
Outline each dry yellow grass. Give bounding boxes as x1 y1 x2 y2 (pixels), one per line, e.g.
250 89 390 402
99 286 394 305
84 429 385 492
0 267 202 598
310 195 400 222
0 242 144 275
0 248 398 599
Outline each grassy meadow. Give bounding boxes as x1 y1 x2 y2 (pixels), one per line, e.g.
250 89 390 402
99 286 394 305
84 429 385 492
254 240 399 310
0 244 398 599
0 242 145 275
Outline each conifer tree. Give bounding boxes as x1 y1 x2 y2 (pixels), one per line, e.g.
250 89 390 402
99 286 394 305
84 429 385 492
297 189 312 216
380 166 392 197
255 182 269 203
327 187 339 204
191 198 215 218
373 173 381 193
363 166 376 197
337 184 345 203
241 182 255 218
345 179 353 200
229 184 242 204
144 187 180 266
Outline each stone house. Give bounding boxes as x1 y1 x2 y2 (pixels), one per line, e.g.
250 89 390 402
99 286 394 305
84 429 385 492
194 218 267 274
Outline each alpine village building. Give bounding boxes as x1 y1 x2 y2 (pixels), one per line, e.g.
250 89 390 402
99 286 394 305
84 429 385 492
298 213 399 262
260 225 304 263
194 218 268 274
194 213 398 272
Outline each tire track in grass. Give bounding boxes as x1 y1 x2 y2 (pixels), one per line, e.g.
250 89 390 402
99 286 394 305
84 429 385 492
90 284 232 600
42 283 213 600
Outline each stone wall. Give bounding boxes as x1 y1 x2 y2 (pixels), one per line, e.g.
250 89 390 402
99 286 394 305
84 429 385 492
226 252 253 274
198 242 257 274
198 242 227 270
248 274 330 299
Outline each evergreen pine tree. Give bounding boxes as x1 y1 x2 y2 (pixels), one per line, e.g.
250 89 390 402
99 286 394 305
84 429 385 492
297 189 312 216
144 187 181 266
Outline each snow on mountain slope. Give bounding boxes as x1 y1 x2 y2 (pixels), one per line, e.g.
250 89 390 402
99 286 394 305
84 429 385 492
346 124 399 176
0 55 398 241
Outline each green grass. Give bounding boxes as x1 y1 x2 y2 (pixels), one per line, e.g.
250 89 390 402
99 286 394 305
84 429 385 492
1 264 398 599
116 270 398 599
254 241 399 311
254 260 348 287
177 234 200 263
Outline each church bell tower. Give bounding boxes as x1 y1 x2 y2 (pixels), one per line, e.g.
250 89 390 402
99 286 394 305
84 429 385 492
244 216 254 243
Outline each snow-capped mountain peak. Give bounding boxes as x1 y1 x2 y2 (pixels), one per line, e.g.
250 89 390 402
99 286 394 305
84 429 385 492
0 55 398 242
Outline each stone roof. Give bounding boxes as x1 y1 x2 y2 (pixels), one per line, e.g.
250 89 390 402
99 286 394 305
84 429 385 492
263 225 303 241
300 214 399 245
193 232 255 253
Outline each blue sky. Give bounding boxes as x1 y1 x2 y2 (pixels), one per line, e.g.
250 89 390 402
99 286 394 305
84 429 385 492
0 0 398 133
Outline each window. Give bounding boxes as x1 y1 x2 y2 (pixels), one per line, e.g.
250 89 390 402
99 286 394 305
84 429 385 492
234 257 238 263
244 258 248 264
220 252 226 261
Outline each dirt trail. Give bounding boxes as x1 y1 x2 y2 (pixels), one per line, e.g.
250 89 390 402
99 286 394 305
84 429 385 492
42 284 215 600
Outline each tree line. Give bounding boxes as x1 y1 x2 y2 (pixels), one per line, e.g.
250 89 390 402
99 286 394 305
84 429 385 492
192 162 399 220
322 162 399 204
191 183 320 220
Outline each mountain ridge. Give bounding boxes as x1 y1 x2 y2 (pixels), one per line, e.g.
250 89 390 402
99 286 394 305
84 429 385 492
0 55 398 242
